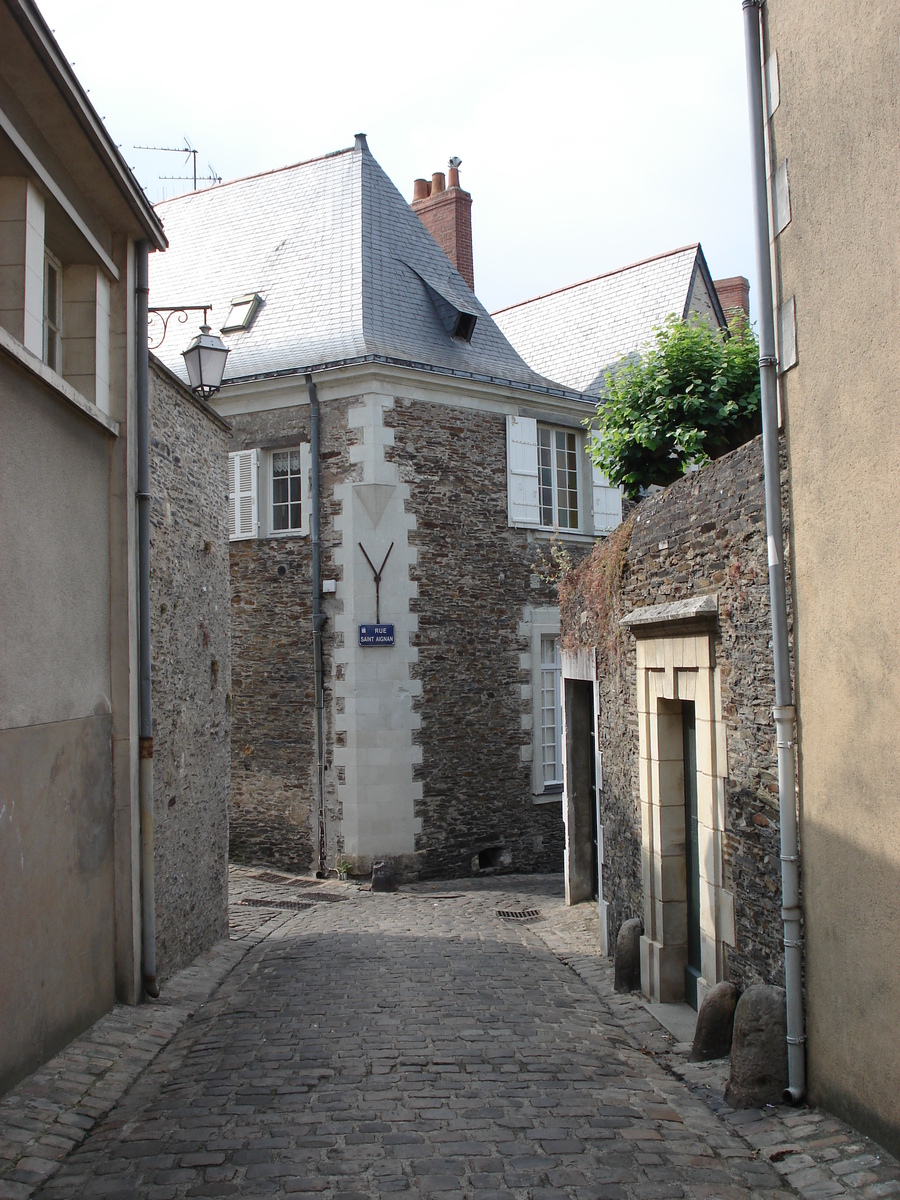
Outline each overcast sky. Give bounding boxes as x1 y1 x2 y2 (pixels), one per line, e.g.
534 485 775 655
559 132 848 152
38 0 756 315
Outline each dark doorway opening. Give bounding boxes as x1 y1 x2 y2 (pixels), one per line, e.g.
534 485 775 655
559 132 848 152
564 679 599 905
682 701 702 1009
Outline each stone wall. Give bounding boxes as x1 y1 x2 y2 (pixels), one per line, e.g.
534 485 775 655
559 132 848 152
387 397 566 878
149 360 231 980
226 398 354 873
562 435 790 989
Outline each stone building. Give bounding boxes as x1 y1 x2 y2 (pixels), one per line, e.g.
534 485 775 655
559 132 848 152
558 436 788 1010
0 0 167 1091
149 136 622 880
752 0 900 1155
148 358 231 978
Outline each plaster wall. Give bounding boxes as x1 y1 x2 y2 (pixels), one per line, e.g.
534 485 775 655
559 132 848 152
0 354 116 1093
765 0 900 1154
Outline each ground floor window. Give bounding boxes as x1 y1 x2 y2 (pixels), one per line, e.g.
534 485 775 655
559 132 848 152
540 634 563 786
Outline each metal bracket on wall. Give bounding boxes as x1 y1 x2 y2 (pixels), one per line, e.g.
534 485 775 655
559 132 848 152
359 542 393 625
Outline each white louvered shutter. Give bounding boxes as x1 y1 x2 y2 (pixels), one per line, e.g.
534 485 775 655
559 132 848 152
229 449 258 540
507 415 540 526
299 443 312 537
591 457 622 535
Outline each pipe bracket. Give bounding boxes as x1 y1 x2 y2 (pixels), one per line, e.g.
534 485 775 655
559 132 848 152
782 906 802 920
786 1035 807 1045
780 854 800 863
784 938 803 948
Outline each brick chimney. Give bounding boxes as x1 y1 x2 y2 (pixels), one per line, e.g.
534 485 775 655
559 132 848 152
714 276 751 319
411 157 474 291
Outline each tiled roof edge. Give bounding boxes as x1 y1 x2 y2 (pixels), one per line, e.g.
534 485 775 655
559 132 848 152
491 243 702 316
220 354 594 404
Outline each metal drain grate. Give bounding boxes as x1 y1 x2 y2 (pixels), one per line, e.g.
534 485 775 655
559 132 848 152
307 892 347 903
496 908 543 923
240 898 316 912
252 871 317 888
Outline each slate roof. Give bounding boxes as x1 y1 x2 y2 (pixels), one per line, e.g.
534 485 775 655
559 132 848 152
492 245 723 397
150 136 573 398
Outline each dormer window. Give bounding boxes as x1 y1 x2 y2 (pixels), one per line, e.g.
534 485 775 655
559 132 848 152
221 292 262 333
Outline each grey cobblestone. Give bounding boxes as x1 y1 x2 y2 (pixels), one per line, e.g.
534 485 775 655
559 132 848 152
0 869 897 1199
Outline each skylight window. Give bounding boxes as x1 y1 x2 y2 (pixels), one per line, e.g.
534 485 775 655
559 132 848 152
221 292 262 333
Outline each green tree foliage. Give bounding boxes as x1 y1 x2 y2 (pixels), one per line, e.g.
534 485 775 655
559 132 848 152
587 313 761 498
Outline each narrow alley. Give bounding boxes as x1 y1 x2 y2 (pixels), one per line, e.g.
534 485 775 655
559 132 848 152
2 871 897 1200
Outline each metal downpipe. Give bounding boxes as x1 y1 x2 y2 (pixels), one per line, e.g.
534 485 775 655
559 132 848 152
743 0 804 1103
306 373 327 877
136 241 159 998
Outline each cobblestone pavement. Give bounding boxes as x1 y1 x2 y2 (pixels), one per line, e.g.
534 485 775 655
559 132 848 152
0 869 896 1200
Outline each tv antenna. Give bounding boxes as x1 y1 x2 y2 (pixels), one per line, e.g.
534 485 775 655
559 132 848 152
133 136 221 192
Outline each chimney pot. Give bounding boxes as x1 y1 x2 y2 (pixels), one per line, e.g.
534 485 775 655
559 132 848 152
431 171 446 195
413 177 430 201
410 162 475 291
448 165 460 188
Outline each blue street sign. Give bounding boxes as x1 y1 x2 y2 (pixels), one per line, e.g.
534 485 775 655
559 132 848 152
359 624 395 647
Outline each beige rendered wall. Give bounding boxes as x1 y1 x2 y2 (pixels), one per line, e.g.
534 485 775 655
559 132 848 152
0 355 117 1093
765 0 900 1154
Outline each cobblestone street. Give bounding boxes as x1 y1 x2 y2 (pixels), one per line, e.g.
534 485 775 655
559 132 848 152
2 870 898 1200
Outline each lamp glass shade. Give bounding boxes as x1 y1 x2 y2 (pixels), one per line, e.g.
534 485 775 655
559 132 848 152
182 325 229 396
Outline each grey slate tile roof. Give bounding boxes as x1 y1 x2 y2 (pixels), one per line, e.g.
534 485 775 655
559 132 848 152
150 137 572 397
492 245 719 397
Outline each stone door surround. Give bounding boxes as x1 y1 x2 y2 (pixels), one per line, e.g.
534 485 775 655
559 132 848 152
621 596 735 1006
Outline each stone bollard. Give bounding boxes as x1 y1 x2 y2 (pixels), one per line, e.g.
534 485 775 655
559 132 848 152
371 860 397 893
690 981 738 1061
614 918 643 993
725 984 789 1108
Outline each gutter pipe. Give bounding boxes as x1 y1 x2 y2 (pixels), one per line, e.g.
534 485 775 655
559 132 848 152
136 241 159 998
742 0 805 1103
306 373 328 877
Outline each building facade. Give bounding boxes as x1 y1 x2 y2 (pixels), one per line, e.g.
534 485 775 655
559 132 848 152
0 0 166 1090
558 437 788 1009
151 137 622 880
758 0 900 1155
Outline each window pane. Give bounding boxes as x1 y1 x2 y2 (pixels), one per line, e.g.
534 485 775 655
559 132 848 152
540 635 562 785
290 502 302 528
272 452 288 476
273 505 289 531
273 477 288 505
290 475 301 502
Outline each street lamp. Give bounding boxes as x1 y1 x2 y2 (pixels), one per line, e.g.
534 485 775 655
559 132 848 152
182 324 229 399
147 304 230 400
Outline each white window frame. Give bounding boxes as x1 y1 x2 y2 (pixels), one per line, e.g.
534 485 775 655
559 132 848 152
540 633 563 789
228 445 311 542
507 414 622 536
526 606 564 801
43 249 62 373
538 424 581 530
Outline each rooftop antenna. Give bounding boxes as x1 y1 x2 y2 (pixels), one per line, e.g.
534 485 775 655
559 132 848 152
133 135 222 192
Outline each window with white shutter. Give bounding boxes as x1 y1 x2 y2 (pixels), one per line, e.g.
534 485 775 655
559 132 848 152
228 449 258 540
506 414 540 526
591 460 622 535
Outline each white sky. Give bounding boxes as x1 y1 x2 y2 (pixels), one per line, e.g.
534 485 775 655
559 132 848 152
38 0 756 315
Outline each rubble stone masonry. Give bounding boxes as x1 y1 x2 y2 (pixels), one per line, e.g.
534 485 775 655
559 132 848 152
149 361 232 979
387 397 565 879
562 436 790 989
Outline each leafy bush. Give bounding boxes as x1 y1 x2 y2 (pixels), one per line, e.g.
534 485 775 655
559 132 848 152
587 313 760 498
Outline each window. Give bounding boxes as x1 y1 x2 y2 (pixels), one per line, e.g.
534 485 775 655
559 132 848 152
271 449 302 532
506 414 622 535
43 251 61 372
221 292 262 333
540 634 563 787
228 446 311 541
538 426 579 529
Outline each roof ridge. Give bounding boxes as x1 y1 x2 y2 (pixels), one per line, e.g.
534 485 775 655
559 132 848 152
155 145 356 207
491 243 701 316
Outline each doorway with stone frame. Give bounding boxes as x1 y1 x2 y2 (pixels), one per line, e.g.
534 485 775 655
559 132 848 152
620 596 736 1008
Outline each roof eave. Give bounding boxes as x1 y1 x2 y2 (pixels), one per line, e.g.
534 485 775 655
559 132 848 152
7 0 167 249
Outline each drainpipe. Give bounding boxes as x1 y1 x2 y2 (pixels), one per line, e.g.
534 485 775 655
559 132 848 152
306 373 328 877
743 0 805 1103
135 242 159 998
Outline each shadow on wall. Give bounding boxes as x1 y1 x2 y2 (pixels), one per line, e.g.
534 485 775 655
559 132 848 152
800 820 900 1160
